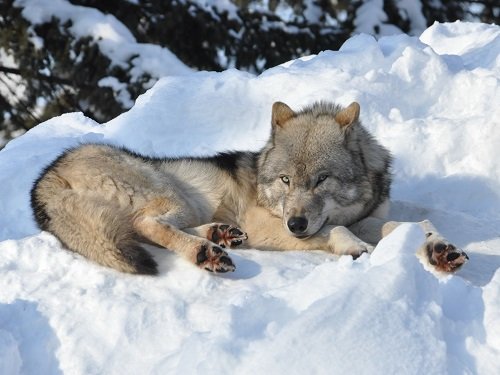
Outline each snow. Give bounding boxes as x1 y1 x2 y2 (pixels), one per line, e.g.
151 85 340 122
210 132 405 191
191 0 240 20
355 0 427 36
1 21 500 374
355 0 404 36
14 0 192 81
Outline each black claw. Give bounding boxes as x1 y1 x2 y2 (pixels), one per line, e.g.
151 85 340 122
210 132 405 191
205 267 214 272
425 232 433 238
447 252 461 262
231 239 242 247
464 252 469 260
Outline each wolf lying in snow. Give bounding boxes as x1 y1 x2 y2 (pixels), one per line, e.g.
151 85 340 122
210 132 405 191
31 101 468 274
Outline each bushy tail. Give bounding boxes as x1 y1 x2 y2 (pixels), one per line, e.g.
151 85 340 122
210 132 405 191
32 186 158 275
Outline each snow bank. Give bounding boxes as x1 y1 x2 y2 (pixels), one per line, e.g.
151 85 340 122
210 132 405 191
1 22 500 374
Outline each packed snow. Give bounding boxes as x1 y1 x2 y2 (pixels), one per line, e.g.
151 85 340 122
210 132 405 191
1 21 500 374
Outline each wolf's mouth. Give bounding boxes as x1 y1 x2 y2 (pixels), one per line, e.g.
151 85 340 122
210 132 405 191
322 216 330 229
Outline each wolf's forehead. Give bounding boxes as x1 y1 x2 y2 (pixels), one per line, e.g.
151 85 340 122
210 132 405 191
292 162 308 178
290 117 343 142
271 146 325 172
280 145 333 171
287 129 343 157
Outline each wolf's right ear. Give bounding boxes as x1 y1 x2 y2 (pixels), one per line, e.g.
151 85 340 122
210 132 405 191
272 102 295 128
335 102 360 128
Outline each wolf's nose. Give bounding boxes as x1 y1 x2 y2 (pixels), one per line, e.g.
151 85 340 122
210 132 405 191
287 217 308 234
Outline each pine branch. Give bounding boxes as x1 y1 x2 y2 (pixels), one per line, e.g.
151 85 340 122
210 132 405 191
0 65 93 89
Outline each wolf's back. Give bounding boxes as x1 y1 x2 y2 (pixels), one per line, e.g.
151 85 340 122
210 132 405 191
30 148 158 275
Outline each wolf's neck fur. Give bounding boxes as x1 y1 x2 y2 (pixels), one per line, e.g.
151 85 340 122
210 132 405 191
211 151 260 223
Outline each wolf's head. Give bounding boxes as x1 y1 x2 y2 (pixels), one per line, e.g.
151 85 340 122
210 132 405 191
256 101 391 238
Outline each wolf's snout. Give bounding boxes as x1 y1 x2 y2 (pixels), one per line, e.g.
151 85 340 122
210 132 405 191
287 216 308 234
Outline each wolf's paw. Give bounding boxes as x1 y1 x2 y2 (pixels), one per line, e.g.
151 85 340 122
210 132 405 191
329 226 374 258
424 233 469 273
195 242 236 273
346 243 374 259
207 223 248 249
331 241 374 259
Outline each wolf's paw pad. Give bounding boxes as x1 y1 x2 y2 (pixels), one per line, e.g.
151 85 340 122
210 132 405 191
425 234 469 273
195 243 236 273
207 224 248 248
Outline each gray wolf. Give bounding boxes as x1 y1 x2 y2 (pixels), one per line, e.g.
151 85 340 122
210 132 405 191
30 101 469 275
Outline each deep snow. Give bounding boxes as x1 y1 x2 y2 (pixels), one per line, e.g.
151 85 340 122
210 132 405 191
1 21 500 374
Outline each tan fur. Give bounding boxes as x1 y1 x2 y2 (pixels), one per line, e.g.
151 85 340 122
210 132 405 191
272 102 296 127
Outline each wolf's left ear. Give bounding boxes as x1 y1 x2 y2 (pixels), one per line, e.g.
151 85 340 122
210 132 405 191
272 102 295 128
335 102 360 128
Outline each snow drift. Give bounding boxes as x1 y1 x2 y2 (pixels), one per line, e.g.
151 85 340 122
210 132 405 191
0 21 500 374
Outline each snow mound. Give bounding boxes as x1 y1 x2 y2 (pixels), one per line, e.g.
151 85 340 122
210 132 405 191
1 22 500 374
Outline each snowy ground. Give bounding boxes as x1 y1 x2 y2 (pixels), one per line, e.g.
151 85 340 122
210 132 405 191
1 21 500 374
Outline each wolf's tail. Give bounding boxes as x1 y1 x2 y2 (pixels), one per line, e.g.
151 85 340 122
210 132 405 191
31 180 158 275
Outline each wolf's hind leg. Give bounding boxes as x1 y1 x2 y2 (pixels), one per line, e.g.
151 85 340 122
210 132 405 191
133 199 235 273
185 223 248 249
383 219 469 272
43 191 158 275
351 217 468 273
134 217 236 273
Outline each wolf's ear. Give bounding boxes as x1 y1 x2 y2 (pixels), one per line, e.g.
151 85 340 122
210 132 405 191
272 102 295 128
335 102 360 128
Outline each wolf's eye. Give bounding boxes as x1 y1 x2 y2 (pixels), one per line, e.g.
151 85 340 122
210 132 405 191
280 175 290 185
316 174 328 186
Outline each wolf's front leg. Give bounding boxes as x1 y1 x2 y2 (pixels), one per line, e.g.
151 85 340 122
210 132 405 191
242 206 372 257
326 226 374 257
